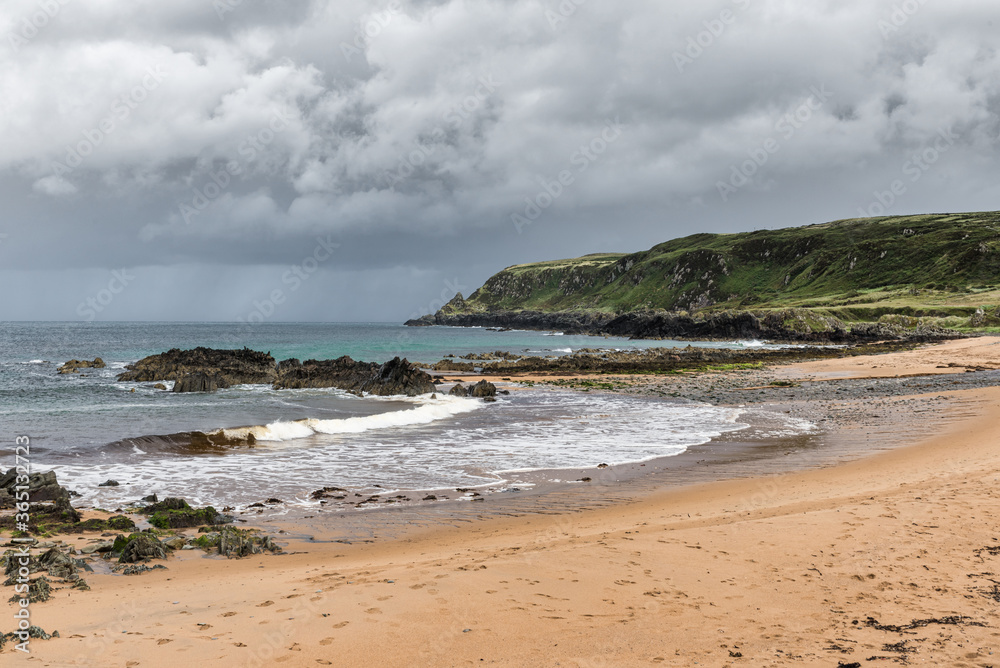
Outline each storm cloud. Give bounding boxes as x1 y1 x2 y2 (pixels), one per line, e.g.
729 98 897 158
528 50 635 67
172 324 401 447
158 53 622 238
1 0 998 321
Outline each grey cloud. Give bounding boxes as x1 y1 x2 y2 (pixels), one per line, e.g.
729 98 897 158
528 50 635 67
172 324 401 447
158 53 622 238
0 0 998 321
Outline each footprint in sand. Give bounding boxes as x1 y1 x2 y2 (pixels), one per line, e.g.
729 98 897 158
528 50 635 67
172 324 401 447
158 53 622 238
409 584 426 590
332 622 350 629
221 612 237 617
257 601 275 607
157 639 172 645
365 607 382 614
316 661 332 665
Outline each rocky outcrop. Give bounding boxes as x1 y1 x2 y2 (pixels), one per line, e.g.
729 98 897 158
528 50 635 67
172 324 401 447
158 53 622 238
118 349 436 397
172 372 222 393
0 469 71 507
409 308 962 343
273 356 435 396
140 497 230 529
116 534 168 564
57 358 105 374
427 340 928 375
449 383 469 397
470 380 497 398
117 347 278 386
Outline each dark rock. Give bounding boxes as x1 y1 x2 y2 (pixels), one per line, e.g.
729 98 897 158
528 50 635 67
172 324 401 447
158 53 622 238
107 515 137 532
38 548 78 580
141 494 158 503
193 527 282 559
118 347 277 385
140 497 229 529
470 380 497 398
117 534 168 563
449 383 469 397
57 358 105 374
412 308 963 344
152 383 167 390
265 498 283 504
120 348 436 397
98 479 119 487
117 563 167 575
172 372 222 393
274 356 435 396
0 469 71 505
141 497 190 513
8 576 52 603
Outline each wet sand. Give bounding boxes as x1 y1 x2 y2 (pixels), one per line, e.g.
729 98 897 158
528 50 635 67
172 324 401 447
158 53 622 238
7 337 1000 666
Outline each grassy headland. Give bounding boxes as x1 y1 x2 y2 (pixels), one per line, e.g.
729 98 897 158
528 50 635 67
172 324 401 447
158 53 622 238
412 212 1000 338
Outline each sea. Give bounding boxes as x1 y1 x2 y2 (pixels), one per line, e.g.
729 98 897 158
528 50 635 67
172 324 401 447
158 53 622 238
0 322 806 510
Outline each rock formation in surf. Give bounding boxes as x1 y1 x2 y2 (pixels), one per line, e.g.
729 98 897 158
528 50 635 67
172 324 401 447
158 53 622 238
117 348 436 397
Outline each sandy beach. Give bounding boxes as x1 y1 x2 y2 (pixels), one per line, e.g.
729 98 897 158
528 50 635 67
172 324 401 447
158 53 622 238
7 338 1000 667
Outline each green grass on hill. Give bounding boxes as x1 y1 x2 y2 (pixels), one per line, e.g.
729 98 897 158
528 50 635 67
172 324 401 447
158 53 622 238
449 212 1000 329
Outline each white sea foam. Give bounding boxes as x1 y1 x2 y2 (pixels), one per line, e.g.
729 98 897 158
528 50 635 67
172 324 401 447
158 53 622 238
50 392 820 513
217 395 482 442
27 359 45 364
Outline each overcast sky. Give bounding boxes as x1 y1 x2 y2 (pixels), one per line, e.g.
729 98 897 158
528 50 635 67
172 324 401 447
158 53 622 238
1 0 998 322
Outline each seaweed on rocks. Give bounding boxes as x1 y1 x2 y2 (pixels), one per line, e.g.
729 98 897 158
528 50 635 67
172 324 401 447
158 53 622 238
863 615 987 633
140 498 231 529
116 533 168 563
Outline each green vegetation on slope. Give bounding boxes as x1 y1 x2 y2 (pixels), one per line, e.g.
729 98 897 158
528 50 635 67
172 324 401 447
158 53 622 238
448 212 1000 329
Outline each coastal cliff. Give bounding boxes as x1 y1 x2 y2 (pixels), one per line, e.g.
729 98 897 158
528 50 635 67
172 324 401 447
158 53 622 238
408 212 1000 341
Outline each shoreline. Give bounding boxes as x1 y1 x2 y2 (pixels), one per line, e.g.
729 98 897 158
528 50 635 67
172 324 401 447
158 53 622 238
5 337 1000 665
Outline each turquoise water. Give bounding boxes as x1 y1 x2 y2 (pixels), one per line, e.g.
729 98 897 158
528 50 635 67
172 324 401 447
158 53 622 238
0 322 792 507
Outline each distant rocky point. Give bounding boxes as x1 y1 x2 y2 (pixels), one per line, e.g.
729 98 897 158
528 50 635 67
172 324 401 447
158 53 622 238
407 212 1000 342
115 347 436 396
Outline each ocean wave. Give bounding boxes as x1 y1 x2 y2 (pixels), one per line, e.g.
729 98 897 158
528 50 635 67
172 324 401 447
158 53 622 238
217 394 483 443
